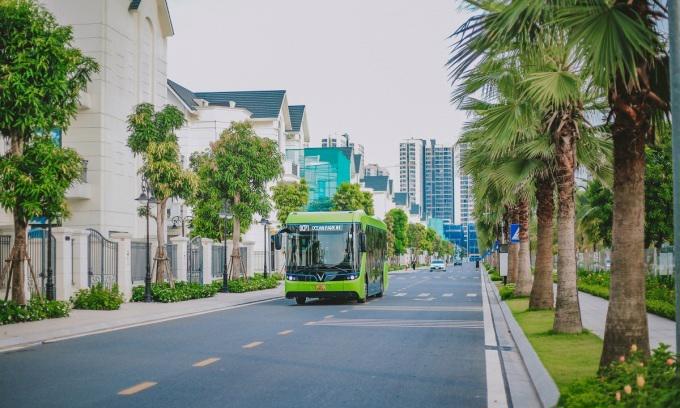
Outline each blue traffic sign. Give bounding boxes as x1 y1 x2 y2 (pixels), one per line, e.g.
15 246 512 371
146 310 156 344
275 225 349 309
510 224 520 243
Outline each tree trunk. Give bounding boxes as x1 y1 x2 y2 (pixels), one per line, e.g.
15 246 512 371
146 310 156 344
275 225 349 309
515 196 532 296
9 135 27 304
600 104 649 366
231 193 242 280
155 198 170 283
530 175 554 310
553 114 582 334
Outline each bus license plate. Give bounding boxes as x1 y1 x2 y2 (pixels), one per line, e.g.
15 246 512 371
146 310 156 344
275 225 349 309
315 284 326 291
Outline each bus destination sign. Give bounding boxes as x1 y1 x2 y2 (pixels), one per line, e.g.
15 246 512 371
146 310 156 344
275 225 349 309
297 224 344 232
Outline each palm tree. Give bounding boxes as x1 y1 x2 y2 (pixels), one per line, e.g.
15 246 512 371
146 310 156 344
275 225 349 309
554 0 669 365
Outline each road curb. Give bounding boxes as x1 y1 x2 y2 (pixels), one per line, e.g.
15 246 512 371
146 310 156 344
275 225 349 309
485 272 560 408
0 295 282 353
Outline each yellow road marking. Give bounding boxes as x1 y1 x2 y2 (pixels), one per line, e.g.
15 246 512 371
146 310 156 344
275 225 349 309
324 315 334 319
242 341 263 349
118 381 157 396
192 357 220 367
278 329 294 335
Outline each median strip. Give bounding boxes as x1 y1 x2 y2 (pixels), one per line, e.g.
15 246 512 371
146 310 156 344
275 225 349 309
118 381 157 396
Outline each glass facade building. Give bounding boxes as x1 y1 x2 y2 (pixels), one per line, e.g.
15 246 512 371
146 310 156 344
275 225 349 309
424 140 454 223
287 147 354 211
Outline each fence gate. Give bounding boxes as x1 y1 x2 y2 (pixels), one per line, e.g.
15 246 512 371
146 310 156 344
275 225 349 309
166 243 178 279
131 241 147 283
87 229 118 288
27 229 56 296
187 237 203 283
239 246 248 276
0 235 11 291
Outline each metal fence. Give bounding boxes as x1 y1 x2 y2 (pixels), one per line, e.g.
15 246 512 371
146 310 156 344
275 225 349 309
240 246 248 277
252 250 265 273
187 237 203 283
0 235 10 290
131 242 147 283
166 243 178 279
87 229 118 288
212 245 225 278
27 229 56 296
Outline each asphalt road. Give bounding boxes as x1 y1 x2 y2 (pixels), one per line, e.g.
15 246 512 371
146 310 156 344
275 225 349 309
0 262 487 408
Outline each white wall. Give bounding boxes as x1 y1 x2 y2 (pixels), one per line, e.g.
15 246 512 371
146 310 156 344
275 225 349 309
34 0 172 238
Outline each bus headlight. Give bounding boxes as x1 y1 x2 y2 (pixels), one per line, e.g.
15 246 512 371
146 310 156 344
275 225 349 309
347 274 358 280
287 275 296 281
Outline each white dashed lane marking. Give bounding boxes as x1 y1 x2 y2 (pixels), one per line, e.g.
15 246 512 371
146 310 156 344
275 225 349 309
466 293 478 297
394 293 407 297
417 293 431 297
442 293 453 297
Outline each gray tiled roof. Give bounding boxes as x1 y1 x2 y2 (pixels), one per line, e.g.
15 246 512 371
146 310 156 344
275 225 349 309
393 192 408 206
194 90 286 119
364 176 390 192
289 105 305 132
167 79 198 109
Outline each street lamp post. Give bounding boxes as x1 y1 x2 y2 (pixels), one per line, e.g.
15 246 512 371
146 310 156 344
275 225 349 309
171 204 193 237
45 217 55 301
135 179 156 303
260 218 271 278
219 204 233 293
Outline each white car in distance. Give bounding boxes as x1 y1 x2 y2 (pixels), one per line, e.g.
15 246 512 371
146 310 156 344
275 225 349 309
429 259 446 272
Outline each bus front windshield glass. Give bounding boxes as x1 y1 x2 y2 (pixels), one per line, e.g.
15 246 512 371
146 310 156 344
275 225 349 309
286 224 354 273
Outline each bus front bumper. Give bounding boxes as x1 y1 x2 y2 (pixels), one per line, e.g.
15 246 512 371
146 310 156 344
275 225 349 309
285 279 362 299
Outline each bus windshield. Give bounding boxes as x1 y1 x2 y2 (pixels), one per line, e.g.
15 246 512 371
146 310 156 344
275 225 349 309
285 224 355 273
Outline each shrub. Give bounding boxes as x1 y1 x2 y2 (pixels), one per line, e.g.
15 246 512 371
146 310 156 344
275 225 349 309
559 345 680 408
131 281 219 303
0 298 70 325
499 284 516 300
211 275 279 293
71 284 124 310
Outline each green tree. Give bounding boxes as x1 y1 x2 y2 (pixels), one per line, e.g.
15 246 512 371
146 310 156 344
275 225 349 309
0 0 98 303
331 183 374 215
406 223 427 264
127 103 195 283
644 130 673 250
190 122 282 279
271 180 309 225
384 208 408 258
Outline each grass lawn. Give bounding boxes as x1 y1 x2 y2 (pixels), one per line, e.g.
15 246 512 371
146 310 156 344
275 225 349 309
506 298 602 391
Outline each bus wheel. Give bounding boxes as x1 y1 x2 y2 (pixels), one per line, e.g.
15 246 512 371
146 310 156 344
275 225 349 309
295 296 306 305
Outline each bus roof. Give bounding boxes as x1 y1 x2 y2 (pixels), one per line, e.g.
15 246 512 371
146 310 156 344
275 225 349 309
285 210 386 231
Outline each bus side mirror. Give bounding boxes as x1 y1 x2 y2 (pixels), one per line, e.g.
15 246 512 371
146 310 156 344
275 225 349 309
359 232 367 253
273 233 283 251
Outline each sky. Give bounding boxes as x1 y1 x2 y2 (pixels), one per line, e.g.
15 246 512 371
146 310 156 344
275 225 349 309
167 0 472 170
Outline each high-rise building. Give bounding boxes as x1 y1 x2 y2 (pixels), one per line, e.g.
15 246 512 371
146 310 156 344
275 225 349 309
399 138 426 217
364 163 390 177
321 133 349 147
454 142 475 225
424 140 454 223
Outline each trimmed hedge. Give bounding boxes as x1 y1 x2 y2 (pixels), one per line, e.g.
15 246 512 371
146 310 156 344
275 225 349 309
210 275 279 293
71 284 124 310
0 298 70 325
131 281 219 303
577 270 675 320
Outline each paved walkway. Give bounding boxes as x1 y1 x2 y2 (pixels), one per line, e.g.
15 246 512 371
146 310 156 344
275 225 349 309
577 290 676 352
0 285 283 352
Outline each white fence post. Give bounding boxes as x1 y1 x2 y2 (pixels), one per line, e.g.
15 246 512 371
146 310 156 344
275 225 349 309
51 228 74 301
111 232 132 300
171 236 188 282
71 229 89 291
201 238 213 284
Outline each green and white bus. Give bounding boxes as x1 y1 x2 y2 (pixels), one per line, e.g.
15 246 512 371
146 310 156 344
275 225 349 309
274 210 388 305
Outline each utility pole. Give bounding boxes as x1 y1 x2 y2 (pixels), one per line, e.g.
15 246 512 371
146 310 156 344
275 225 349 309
669 0 680 366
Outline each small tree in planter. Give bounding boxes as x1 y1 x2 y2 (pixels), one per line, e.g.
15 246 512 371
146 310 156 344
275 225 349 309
127 103 195 283
0 0 98 304
190 122 282 279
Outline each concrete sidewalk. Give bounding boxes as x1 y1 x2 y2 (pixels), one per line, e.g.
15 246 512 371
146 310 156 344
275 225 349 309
577 290 676 352
0 285 283 352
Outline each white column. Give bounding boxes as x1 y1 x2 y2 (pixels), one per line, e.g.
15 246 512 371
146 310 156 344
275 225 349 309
171 236 188 282
70 229 89 290
201 238 213 284
110 232 132 300
51 228 74 301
